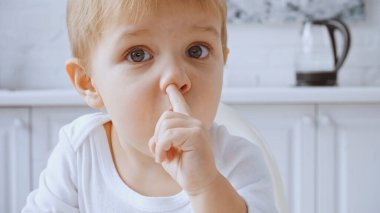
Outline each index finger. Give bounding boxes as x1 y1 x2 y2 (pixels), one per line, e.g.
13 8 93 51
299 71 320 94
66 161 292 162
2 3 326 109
166 84 191 115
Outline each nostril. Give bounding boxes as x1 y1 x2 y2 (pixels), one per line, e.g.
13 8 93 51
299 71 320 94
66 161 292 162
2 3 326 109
180 85 188 93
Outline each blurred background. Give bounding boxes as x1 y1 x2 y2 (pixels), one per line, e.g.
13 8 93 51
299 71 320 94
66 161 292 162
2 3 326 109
0 0 379 213
0 0 378 88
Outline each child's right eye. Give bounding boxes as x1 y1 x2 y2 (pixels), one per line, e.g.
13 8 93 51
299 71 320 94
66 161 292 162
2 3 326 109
126 48 152 63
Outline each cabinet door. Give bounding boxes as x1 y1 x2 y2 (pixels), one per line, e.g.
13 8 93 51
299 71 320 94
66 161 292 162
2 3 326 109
0 108 30 213
31 107 96 188
317 104 380 213
230 104 316 213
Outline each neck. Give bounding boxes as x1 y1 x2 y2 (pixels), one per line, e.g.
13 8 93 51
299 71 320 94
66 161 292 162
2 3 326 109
106 122 181 196
111 124 164 174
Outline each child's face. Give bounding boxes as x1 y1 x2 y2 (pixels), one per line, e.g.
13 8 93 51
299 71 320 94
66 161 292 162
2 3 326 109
89 1 227 156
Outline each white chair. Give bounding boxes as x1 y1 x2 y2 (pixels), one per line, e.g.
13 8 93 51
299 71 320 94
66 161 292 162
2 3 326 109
215 102 288 213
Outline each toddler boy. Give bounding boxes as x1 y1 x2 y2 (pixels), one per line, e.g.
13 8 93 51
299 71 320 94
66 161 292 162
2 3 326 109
23 0 278 212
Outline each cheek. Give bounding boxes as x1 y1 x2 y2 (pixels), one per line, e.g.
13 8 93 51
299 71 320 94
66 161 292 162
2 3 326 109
108 92 159 155
100 78 165 147
115 88 157 129
190 63 223 128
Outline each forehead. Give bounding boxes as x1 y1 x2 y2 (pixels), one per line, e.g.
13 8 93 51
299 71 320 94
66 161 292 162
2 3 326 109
103 0 222 34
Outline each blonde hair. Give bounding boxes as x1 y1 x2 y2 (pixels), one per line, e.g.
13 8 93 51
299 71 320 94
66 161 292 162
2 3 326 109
66 0 228 72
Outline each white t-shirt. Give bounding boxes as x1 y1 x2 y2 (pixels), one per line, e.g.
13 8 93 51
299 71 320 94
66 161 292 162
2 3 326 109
22 112 277 213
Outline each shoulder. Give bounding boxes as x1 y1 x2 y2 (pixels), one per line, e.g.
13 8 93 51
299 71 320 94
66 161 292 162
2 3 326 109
210 122 270 186
210 123 278 212
59 112 111 151
210 123 263 160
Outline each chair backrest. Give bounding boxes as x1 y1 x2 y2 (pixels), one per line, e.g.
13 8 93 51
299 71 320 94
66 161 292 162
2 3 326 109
215 102 288 213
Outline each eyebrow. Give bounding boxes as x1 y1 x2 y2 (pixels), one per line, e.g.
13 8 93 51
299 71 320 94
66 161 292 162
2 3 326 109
191 25 220 37
119 28 151 38
116 25 220 41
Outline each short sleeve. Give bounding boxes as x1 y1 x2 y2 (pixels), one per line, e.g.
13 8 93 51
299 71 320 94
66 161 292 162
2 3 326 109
22 128 79 213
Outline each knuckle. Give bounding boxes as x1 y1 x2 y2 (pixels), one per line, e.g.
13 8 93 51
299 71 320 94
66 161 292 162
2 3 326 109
162 111 173 119
155 138 165 150
157 138 171 151
160 121 175 135
160 119 170 131
157 133 170 144
164 129 175 139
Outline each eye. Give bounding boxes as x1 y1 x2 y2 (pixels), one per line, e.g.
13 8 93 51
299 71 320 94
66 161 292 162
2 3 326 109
126 48 152 63
187 44 209 59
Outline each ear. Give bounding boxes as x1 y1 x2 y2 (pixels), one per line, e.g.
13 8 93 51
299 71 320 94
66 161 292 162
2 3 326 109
223 47 230 65
65 58 105 109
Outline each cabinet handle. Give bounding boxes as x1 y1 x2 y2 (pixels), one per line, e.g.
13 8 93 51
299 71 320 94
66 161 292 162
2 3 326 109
319 115 331 125
8 117 29 209
302 115 313 125
10 118 28 152
12 118 25 129
10 118 27 144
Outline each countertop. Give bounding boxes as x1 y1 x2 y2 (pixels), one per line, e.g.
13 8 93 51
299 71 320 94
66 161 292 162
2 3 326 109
1 87 380 106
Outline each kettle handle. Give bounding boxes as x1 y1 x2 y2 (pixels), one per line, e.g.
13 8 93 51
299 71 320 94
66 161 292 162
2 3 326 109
325 19 351 73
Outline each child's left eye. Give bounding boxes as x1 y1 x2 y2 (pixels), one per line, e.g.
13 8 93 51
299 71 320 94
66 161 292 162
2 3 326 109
187 44 209 59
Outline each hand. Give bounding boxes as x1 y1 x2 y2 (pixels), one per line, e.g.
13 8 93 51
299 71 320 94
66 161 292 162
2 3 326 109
148 84 219 195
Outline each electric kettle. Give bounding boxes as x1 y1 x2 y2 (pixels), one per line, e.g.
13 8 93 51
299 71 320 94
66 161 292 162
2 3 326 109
295 18 351 86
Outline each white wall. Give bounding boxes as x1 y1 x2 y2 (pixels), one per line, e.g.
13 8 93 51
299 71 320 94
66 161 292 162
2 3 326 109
0 0 379 89
0 0 71 89
225 0 380 87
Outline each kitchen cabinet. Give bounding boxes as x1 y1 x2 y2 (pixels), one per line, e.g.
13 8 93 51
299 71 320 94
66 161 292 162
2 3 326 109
0 108 30 213
0 88 379 213
229 103 380 213
0 107 94 213
232 104 317 213
31 107 95 188
316 104 380 213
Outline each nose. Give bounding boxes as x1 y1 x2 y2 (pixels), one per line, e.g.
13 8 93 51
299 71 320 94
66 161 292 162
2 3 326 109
160 60 191 95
